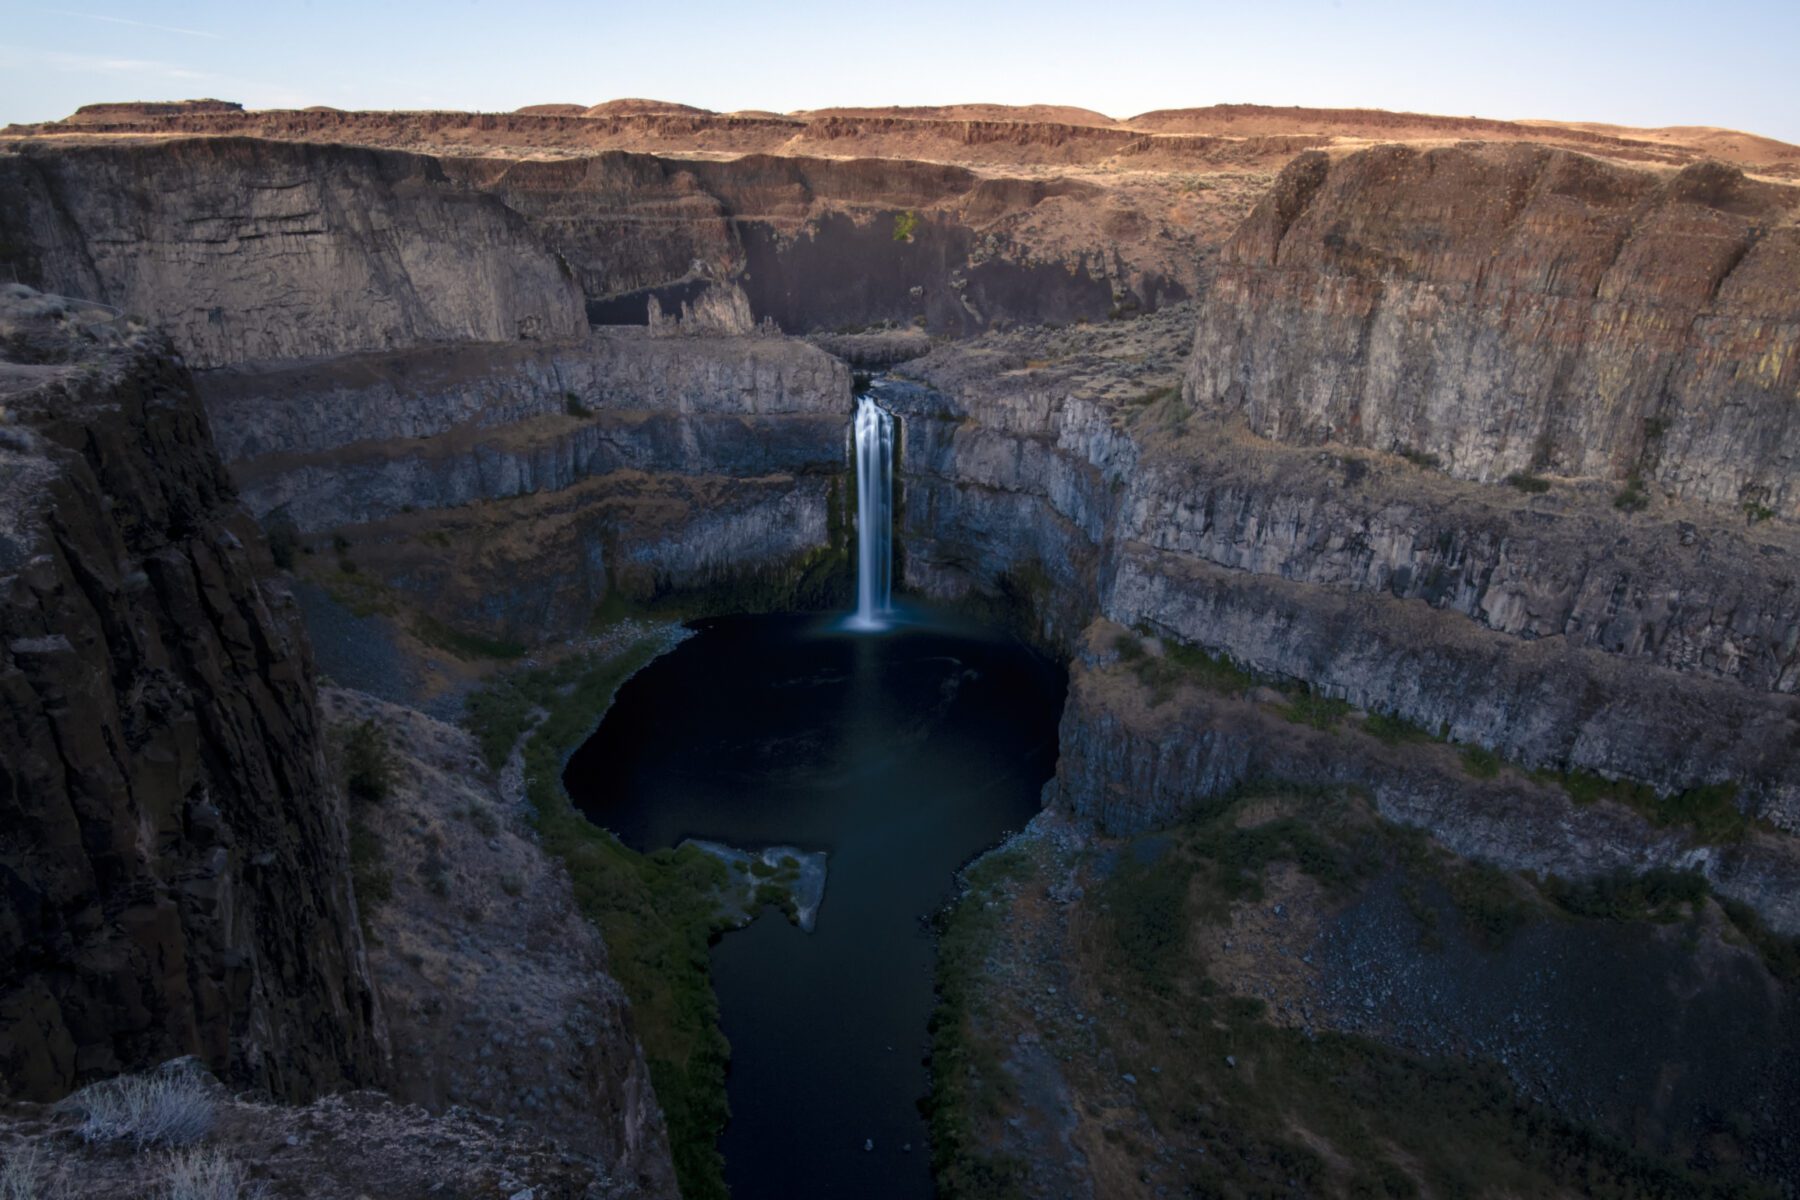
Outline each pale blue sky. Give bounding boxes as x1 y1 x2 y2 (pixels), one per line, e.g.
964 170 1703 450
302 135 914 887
2 1 1796 143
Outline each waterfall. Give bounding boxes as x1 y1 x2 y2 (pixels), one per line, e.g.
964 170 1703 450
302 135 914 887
849 394 895 631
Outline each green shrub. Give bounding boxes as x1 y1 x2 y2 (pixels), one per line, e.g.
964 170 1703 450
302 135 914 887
1556 772 1745 843
344 720 394 804
1504 472 1550 494
564 391 592 418
348 820 392 924
1542 869 1707 923
1445 863 1532 947
1613 476 1649 512
1280 690 1352 730
1107 856 1195 991
892 210 920 242
1363 712 1437 744
264 514 300 570
413 613 526 661
1460 746 1502 779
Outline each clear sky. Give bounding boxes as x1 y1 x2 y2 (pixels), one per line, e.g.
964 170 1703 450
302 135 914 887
2 1 1796 143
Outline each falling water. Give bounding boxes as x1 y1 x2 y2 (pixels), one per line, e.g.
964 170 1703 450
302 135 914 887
849 395 895 630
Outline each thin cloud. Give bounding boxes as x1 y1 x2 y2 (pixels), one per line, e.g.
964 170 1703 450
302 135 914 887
0 46 213 81
35 9 222 40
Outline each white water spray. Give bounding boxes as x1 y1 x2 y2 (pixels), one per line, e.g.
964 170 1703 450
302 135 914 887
849 394 895 631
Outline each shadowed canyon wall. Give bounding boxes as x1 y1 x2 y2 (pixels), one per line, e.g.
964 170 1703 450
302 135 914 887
0 292 385 1100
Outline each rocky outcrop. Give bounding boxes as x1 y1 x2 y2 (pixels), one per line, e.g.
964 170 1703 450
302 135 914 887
201 329 849 532
199 330 851 637
1049 621 1800 934
445 151 1185 335
322 688 677 1197
1183 145 1800 520
0 287 384 1100
891 298 1800 927
0 139 586 368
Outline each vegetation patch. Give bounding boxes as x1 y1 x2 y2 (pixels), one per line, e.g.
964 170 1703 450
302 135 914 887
1459 745 1502 779
411 613 526 661
1554 770 1747 843
1361 711 1441 745
929 788 1777 1199
926 847 1037 1199
335 721 395 930
892 210 920 242
1504 471 1551 494
1117 628 1258 703
465 637 735 1200
1613 474 1650 512
1278 688 1353 731
1541 868 1708 924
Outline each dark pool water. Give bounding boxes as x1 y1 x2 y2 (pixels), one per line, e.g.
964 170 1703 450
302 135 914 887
563 611 1065 1199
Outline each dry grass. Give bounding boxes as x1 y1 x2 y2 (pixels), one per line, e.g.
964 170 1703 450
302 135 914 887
60 1069 215 1149
0 1144 61 1200
161 1148 259 1200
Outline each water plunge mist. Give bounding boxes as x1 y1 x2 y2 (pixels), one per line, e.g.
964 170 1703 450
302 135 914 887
850 395 895 630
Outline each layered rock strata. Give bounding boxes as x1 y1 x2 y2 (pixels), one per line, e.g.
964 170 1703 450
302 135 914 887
200 330 851 636
890 270 1800 928
0 138 587 368
1184 145 1800 519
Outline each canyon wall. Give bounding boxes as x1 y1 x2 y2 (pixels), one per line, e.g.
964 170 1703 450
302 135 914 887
443 151 1183 335
0 139 587 368
0 288 385 1099
891 251 1800 929
201 330 852 637
1184 145 1800 519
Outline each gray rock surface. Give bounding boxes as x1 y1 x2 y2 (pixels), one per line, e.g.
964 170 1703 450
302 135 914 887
0 138 586 368
0 286 385 1100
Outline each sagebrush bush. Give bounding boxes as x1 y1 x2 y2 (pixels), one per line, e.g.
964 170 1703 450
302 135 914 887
343 720 394 804
162 1148 259 1200
0 1143 59 1200
62 1069 215 1148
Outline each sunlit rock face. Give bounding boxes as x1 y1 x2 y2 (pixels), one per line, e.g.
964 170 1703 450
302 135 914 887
0 138 588 368
1184 145 1800 520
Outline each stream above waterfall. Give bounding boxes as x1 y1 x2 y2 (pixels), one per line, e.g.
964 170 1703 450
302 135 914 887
563 611 1065 1199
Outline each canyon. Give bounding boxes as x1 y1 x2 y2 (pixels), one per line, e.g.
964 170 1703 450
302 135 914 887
2 96 1798 1198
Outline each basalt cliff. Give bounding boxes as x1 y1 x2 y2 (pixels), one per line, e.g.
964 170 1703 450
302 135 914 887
0 290 384 1099
1 97 1798 1198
